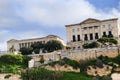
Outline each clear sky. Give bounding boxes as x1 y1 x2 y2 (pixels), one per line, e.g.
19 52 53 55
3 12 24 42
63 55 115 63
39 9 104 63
0 0 120 51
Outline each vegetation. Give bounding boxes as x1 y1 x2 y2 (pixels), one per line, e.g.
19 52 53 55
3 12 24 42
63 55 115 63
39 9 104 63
20 40 64 55
20 47 33 55
0 54 31 74
83 42 100 49
48 57 80 69
21 67 93 80
79 59 96 72
21 68 63 80
31 42 45 54
97 37 118 45
44 40 64 52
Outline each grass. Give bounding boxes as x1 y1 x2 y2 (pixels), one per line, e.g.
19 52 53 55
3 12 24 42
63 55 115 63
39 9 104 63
62 72 93 80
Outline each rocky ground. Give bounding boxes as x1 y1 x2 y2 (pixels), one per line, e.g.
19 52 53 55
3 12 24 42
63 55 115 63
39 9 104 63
0 74 21 80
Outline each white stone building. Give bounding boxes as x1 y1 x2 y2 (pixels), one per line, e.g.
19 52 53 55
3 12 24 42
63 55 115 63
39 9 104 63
7 35 65 52
65 18 120 49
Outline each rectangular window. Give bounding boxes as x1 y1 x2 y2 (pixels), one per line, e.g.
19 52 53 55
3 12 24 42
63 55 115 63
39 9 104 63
94 26 98 29
83 27 87 30
108 31 112 35
84 34 88 41
77 35 80 41
108 31 113 38
103 32 106 35
102 25 105 28
89 26 92 29
77 28 79 31
19 44 21 48
72 29 75 32
90 33 93 40
95 33 99 39
73 35 76 42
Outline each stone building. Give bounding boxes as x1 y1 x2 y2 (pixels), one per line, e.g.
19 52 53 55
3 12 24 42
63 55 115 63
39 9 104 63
7 35 65 52
65 18 120 49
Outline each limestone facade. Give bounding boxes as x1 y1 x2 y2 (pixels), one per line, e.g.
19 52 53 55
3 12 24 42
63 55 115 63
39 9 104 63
7 35 65 52
65 18 120 49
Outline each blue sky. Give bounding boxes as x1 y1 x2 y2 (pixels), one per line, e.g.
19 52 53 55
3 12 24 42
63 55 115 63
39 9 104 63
0 0 120 51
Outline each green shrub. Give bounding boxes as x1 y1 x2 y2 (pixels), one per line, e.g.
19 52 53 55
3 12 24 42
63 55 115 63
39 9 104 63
109 38 118 44
0 54 23 65
0 54 31 66
83 42 99 49
98 37 118 45
21 67 63 80
95 59 103 68
79 59 96 72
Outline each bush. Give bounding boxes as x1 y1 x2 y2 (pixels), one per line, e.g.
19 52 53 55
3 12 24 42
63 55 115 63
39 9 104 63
0 54 31 66
98 37 118 45
48 58 79 69
102 76 112 80
21 68 63 80
109 38 118 44
79 59 96 72
95 59 103 68
0 54 23 65
83 42 99 49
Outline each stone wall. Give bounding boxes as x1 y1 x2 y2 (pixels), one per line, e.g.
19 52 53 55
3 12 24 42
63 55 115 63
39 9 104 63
30 46 120 65
62 47 119 61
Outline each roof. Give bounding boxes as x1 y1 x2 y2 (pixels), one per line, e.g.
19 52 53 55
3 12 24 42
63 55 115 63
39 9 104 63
7 39 18 42
7 34 63 42
65 18 118 27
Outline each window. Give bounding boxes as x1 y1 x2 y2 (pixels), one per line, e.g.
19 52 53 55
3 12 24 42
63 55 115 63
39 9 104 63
72 29 75 32
77 35 80 41
73 35 76 42
108 31 113 38
103 32 106 35
78 46 80 49
108 24 112 30
102 25 105 28
83 27 87 30
25 43 27 47
84 34 88 41
89 26 92 29
95 33 99 39
19 44 22 48
90 33 93 40
103 32 107 37
94 26 98 29
109 31 112 35
22 43 24 47
77 28 80 31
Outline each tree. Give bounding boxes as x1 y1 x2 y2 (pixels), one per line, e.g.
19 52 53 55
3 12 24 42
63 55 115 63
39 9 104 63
20 47 33 55
31 42 45 54
44 40 64 52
